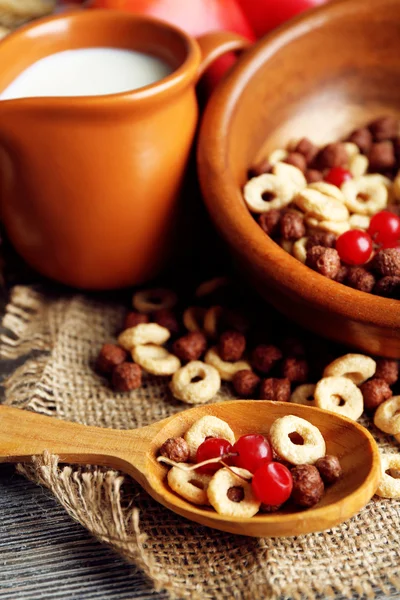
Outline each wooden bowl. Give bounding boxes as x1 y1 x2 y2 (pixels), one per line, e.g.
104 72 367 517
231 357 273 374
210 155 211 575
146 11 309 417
198 0 400 358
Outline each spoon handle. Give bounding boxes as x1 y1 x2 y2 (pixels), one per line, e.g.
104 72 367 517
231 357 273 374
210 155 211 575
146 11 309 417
0 405 159 483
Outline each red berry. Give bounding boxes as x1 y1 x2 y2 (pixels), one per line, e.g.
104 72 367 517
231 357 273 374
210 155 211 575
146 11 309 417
336 230 373 265
195 438 233 474
324 167 353 188
252 462 293 506
381 239 400 249
232 434 272 473
368 210 400 246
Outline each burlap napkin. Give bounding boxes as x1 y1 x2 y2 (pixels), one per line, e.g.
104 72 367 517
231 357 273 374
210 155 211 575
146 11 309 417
1 285 400 600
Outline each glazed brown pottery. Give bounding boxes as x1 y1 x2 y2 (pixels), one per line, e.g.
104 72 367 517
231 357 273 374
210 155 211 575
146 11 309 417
0 401 380 537
198 0 400 358
0 10 248 289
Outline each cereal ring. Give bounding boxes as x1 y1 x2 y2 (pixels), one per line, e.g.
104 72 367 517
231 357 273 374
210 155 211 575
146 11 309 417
308 181 348 203
204 306 223 338
273 161 307 192
132 288 177 313
132 344 180 376
349 214 371 230
376 454 400 498
207 467 260 517
292 237 308 264
305 217 350 235
294 188 349 222
290 383 316 406
344 142 360 160
268 148 288 165
243 173 296 213
205 346 251 382
279 239 294 254
349 154 369 178
167 465 212 505
374 396 400 435
184 415 235 459
393 172 400 201
341 175 388 215
195 276 230 298
118 323 170 350
183 307 207 332
170 361 221 405
323 353 376 385
269 415 326 465
314 376 364 421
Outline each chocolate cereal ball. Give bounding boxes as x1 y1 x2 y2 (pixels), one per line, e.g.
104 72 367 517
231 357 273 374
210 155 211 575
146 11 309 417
315 455 342 485
291 465 324 508
360 378 392 413
232 370 260 397
218 331 246 362
96 343 128 375
173 332 207 362
159 437 190 463
112 363 142 392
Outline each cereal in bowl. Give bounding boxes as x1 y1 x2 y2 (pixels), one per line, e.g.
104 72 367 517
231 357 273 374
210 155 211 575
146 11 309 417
244 116 400 299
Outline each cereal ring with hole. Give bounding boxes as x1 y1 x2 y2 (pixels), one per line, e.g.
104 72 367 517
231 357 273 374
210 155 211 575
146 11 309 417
204 306 223 338
323 353 376 385
118 323 170 350
294 188 349 222
306 217 350 235
269 415 326 465
376 454 400 498
341 175 388 215
268 148 288 165
273 161 307 192
132 344 180 376
292 237 308 263
207 467 260 517
195 276 230 298
132 288 177 313
170 361 221 405
183 307 207 332
205 347 251 382
243 174 296 213
167 465 212 505
349 214 371 230
314 376 364 421
290 384 316 406
374 396 400 435
349 154 369 178
184 415 236 459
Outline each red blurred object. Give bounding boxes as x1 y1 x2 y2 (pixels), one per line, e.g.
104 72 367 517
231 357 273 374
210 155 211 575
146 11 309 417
85 0 255 89
324 167 352 188
236 0 330 37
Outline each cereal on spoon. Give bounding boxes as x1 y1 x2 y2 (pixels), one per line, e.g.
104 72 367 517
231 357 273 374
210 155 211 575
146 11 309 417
157 414 342 517
244 116 400 299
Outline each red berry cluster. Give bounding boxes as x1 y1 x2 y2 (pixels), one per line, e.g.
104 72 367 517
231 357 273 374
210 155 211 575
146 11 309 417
336 211 400 266
195 434 292 506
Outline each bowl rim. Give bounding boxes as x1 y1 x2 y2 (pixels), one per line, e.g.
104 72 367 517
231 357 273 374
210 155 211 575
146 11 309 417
198 0 400 329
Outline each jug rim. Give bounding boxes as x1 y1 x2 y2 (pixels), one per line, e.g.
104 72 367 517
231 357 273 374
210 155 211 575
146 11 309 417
0 9 202 107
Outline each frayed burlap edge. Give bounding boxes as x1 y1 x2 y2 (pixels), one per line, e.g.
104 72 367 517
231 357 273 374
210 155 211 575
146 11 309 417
2 285 400 600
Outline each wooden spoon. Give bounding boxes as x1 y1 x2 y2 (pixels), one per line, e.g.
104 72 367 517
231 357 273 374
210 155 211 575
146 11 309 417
0 401 380 537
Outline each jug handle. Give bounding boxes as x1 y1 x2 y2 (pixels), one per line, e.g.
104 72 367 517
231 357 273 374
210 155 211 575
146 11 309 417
195 31 251 81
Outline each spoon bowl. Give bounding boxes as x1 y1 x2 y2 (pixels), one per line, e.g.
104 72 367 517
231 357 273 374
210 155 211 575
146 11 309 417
0 401 380 537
